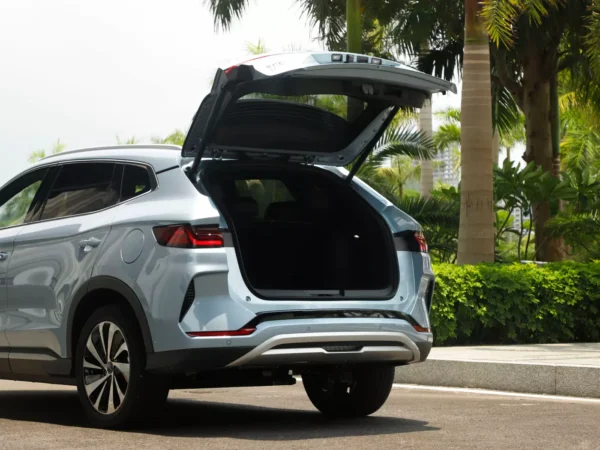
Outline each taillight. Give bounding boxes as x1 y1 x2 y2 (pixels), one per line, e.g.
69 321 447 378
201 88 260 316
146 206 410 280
414 232 428 253
153 225 224 248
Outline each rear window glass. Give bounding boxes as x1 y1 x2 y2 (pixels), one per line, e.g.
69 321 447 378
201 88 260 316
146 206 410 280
41 163 118 220
240 94 350 119
234 179 295 218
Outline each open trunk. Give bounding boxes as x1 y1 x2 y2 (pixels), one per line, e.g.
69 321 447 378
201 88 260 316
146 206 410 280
202 162 398 300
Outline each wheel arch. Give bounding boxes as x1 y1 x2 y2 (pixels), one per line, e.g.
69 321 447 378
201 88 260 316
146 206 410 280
67 276 154 360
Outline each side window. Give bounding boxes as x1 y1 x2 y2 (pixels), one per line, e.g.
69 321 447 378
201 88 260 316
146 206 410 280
121 165 152 202
40 163 118 221
0 168 48 229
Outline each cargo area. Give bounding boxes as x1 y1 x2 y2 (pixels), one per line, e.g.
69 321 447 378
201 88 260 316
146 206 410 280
201 162 398 299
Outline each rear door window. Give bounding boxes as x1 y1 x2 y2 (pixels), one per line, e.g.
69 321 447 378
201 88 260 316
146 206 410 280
40 163 119 220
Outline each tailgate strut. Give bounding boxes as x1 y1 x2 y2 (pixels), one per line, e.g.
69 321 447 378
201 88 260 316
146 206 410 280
346 106 400 182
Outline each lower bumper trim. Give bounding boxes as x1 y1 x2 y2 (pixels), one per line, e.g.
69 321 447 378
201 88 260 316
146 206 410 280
227 331 421 367
146 347 253 373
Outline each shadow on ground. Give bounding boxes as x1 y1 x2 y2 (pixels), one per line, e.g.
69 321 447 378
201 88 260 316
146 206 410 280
0 390 438 440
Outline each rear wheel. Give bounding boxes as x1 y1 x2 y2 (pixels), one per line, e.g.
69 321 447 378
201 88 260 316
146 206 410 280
75 305 169 429
302 366 395 418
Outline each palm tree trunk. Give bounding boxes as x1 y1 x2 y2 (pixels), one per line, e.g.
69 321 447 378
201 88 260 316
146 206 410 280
457 0 495 265
419 98 434 197
346 0 363 122
521 44 556 262
492 129 500 166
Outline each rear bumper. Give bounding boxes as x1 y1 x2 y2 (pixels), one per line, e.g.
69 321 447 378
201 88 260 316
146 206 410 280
146 324 432 374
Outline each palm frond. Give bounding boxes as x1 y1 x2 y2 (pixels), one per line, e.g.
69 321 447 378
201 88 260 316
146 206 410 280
492 83 523 138
370 126 436 166
434 123 461 152
481 0 519 47
204 0 250 31
395 195 460 229
245 39 268 55
435 107 461 124
546 211 600 238
297 0 346 50
28 150 47 164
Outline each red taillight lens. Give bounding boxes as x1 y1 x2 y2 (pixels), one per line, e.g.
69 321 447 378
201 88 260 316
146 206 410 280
413 325 431 333
153 225 224 248
414 232 428 253
186 327 256 337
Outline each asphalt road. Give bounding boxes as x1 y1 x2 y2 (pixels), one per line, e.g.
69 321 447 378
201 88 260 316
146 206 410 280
0 380 598 449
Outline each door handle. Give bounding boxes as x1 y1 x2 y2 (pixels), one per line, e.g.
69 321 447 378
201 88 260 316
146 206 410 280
0 252 8 261
79 237 102 251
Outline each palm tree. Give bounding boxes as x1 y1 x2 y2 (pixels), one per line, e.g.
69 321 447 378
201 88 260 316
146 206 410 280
116 135 139 145
377 156 421 199
481 0 595 261
244 38 268 55
28 139 66 163
152 130 187 146
419 97 434 197
456 0 495 264
352 125 437 199
436 106 524 166
558 74 600 173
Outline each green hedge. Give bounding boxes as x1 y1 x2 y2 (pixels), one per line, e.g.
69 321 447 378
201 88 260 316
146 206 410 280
431 262 600 346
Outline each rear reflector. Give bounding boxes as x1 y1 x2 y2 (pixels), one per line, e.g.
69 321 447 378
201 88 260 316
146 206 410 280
153 225 224 248
187 328 256 337
413 325 431 333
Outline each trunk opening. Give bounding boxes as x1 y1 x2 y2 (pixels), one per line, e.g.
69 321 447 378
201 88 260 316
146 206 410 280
201 162 398 300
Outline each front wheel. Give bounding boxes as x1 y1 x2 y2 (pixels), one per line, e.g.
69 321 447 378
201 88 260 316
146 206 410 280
302 366 395 418
75 305 169 429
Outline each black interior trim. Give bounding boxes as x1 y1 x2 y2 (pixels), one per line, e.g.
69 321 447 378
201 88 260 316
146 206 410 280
244 310 420 328
201 161 399 300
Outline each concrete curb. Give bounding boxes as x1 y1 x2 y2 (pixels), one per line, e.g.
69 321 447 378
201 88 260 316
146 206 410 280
395 359 600 398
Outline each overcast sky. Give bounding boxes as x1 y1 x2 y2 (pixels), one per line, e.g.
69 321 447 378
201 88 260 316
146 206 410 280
0 0 461 186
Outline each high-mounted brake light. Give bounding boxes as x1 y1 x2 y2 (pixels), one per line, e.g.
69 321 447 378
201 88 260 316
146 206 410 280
414 232 428 253
153 225 224 248
187 327 256 337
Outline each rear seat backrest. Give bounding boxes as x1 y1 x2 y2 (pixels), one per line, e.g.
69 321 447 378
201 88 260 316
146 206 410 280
264 201 305 223
227 196 259 222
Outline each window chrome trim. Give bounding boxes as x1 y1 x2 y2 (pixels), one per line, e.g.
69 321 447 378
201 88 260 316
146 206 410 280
0 158 159 231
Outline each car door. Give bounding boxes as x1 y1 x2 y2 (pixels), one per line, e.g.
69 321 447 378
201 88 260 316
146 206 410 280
5 161 121 375
0 166 51 373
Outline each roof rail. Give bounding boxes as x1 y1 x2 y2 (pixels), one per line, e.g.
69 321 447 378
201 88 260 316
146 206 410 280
41 144 181 160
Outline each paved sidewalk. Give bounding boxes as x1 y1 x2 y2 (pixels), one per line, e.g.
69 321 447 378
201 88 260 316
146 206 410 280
395 343 600 398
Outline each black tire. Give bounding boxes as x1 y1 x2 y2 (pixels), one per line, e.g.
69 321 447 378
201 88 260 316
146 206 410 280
75 305 169 429
302 366 395 418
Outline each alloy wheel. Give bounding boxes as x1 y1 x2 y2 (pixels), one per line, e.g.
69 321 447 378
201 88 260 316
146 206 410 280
82 321 130 415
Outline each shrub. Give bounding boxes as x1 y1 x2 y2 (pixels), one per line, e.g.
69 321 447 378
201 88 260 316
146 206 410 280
431 262 600 346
